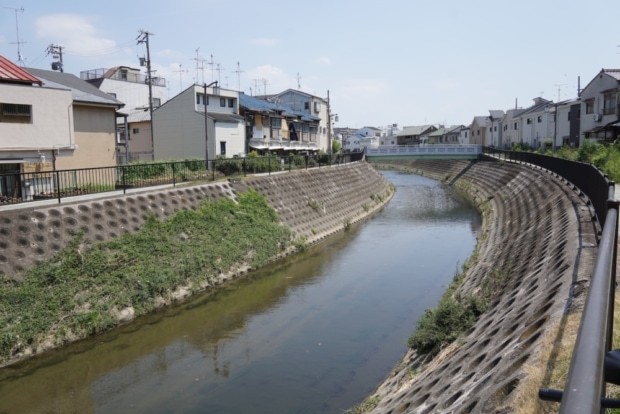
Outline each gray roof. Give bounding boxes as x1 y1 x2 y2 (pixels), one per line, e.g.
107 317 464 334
604 69 620 81
489 110 504 120
398 125 435 136
25 67 124 108
193 111 244 123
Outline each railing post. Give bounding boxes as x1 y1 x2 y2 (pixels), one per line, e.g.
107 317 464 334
55 170 61 204
172 162 176 187
122 165 127 194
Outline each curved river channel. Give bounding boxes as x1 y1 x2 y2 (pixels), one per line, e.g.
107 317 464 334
0 171 480 414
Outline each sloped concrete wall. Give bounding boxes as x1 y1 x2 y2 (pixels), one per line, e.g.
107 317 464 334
365 159 597 413
0 162 391 281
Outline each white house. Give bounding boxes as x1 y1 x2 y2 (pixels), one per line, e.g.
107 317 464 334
82 66 169 161
152 84 245 160
580 68 620 142
459 126 470 144
518 98 555 148
343 127 381 152
487 110 504 147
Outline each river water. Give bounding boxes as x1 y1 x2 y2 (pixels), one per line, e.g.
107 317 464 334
0 171 480 414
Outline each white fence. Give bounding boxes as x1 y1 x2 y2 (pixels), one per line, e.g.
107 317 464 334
365 144 482 156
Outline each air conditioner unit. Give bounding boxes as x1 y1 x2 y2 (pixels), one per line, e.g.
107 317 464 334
594 113 602 122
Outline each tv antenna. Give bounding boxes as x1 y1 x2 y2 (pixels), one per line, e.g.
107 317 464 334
5 7 26 65
174 63 189 93
553 84 567 102
232 61 244 91
296 72 301 89
193 48 206 84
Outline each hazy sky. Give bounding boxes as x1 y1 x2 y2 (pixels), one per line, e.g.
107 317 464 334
1 0 618 128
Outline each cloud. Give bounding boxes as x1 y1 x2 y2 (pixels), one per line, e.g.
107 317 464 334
245 64 296 94
250 37 279 47
315 56 331 66
36 14 116 56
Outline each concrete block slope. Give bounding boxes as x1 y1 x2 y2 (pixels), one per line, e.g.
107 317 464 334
365 160 597 414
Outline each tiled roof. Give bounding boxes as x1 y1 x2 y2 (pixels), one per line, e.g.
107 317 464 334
0 55 41 85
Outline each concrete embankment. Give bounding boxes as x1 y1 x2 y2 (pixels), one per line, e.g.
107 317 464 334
367 158 598 413
0 161 392 365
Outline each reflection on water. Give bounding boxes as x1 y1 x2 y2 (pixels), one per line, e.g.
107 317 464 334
0 171 479 414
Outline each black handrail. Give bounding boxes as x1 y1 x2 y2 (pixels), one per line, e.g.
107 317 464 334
0 154 355 206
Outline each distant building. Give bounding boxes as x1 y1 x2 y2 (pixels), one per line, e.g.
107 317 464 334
580 68 620 142
152 84 245 160
397 125 437 145
82 66 168 162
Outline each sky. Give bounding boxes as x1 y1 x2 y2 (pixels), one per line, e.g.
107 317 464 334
0 0 619 129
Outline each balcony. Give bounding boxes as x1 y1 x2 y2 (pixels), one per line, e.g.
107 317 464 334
249 138 318 151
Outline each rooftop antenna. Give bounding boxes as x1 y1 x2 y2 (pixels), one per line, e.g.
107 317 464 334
296 72 301 89
232 61 244 91
207 54 216 83
5 7 26 65
193 48 207 84
216 63 225 85
553 84 566 101
262 78 268 95
174 63 189 93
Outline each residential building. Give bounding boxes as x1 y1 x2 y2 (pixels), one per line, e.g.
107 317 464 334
501 108 526 148
396 125 437 145
580 68 620 142
459 126 470 144
517 98 554 148
26 68 123 170
469 116 489 145
152 84 244 160
342 127 381 152
334 127 358 147
554 99 580 147
240 93 321 154
269 89 329 152
0 56 74 200
82 66 168 161
487 110 505 147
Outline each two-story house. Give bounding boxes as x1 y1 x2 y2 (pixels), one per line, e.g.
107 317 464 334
517 97 554 148
396 125 437 145
82 66 168 161
580 68 620 142
152 84 244 160
240 93 321 154
469 116 489 146
27 68 124 170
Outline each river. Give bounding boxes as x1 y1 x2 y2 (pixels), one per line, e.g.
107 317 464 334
0 171 480 414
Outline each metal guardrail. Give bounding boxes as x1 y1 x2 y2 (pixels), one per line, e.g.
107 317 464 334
482 147 619 413
0 153 362 207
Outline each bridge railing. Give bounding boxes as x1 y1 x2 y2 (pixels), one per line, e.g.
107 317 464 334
482 147 619 413
366 144 481 156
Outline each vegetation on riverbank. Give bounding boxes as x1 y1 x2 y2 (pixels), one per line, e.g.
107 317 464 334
514 140 620 182
0 189 291 364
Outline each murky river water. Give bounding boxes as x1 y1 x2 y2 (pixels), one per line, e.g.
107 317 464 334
0 171 480 414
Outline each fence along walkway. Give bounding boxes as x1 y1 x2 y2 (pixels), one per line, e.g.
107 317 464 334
0 154 362 208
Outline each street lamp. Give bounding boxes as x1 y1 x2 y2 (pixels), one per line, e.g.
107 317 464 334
203 81 218 168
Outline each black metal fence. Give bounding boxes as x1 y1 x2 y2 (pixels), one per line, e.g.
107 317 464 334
482 147 619 413
0 153 363 206
483 147 612 228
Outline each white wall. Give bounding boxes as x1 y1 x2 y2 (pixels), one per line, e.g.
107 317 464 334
0 84 74 159
100 78 168 111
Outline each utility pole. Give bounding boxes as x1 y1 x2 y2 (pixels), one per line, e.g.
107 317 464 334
296 73 302 89
46 44 64 72
327 90 332 157
137 29 155 160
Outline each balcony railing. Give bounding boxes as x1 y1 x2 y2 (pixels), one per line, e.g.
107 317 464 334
249 138 319 150
80 68 166 87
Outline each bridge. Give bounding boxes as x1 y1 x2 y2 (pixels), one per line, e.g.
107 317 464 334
365 144 482 160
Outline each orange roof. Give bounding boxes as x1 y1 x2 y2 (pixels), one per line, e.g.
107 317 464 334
0 55 41 85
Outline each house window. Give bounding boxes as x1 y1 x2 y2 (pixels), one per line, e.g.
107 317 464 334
537 115 542 123
220 141 226 156
228 98 234 108
304 102 310 110
503 125 507 131
132 128 140 134
604 92 617 115
152 98 161 107
271 118 282 129
196 93 208 105
585 100 594 114
514 122 518 130
526 118 532 124
220 98 226 107
0 103 32 123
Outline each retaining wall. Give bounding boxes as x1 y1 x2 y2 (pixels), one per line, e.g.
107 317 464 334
366 159 598 413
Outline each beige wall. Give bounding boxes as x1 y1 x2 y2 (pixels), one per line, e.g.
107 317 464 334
56 105 117 169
